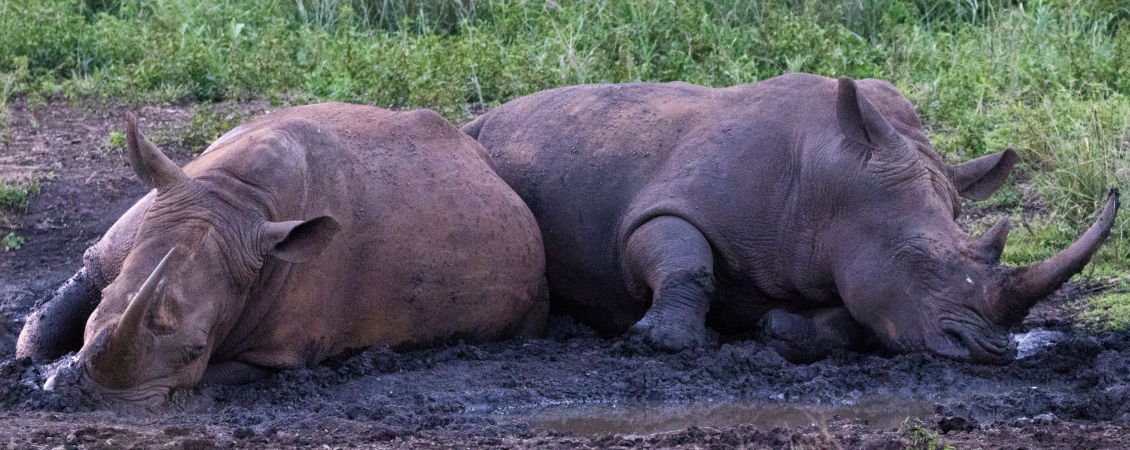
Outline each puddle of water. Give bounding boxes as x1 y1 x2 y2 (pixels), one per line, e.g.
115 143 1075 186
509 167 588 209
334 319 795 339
504 399 935 435
1013 328 1067 359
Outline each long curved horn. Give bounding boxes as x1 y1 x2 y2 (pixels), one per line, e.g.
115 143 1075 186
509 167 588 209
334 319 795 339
113 248 175 344
999 190 1120 322
85 248 176 389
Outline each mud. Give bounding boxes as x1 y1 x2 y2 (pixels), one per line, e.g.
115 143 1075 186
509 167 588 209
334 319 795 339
510 399 940 434
2 99 1130 448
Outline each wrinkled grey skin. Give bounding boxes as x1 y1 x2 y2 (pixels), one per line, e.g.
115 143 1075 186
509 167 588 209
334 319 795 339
17 103 548 405
463 74 1119 364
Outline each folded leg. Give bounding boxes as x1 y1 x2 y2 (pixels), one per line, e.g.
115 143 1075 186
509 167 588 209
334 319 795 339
759 307 872 363
201 361 273 386
625 216 716 351
16 268 101 362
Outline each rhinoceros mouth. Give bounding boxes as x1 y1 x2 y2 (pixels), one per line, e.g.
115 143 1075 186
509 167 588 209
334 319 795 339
938 320 1016 364
79 366 170 406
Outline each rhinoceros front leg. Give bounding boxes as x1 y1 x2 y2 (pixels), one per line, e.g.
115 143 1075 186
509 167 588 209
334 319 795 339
201 361 273 386
625 216 716 351
16 268 101 363
759 307 872 363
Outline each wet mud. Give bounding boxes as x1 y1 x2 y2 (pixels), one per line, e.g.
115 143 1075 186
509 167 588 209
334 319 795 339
2 99 1130 448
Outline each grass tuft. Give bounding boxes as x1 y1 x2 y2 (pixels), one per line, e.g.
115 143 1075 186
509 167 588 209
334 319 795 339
0 177 40 213
1080 280 1130 331
1 232 24 251
900 417 954 450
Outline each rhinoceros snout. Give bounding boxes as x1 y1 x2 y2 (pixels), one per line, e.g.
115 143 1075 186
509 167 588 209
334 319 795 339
939 326 1017 365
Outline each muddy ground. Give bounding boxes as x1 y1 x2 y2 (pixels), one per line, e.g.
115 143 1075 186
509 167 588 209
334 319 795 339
2 99 1130 449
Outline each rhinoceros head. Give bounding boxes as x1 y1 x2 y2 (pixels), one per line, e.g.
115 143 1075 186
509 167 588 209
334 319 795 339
827 78 1118 364
76 113 341 404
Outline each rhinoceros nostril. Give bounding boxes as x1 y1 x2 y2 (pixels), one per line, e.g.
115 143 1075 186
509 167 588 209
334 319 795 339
945 329 965 349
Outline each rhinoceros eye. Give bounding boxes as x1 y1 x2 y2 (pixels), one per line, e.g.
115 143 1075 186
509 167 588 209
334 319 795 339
179 343 206 364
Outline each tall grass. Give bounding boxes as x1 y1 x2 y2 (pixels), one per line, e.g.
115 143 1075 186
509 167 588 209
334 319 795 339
0 0 1128 275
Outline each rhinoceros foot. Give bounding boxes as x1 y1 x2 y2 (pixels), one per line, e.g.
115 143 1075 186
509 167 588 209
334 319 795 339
759 308 873 364
627 314 717 352
759 309 822 363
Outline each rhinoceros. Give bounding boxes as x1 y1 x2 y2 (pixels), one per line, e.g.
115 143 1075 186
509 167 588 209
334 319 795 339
17 103 548 403
462 74 1119 364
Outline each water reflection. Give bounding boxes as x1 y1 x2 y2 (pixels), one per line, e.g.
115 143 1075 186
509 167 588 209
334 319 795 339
508 399 936 435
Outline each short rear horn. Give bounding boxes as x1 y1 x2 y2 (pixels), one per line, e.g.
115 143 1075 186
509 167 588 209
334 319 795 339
126 112 189 191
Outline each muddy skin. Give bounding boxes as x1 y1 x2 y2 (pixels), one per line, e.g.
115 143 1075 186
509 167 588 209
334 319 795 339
3 100 1130 448
16 268 100 363
759 308 878 364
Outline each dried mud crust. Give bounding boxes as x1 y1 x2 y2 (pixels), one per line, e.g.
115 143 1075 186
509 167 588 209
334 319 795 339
1 100 1130 449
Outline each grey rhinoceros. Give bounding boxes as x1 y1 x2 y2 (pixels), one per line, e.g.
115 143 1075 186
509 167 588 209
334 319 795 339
17 103 548 404
462 73 1119 364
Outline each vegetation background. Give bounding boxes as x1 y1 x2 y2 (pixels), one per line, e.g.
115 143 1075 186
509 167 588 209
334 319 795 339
1 0 1129 326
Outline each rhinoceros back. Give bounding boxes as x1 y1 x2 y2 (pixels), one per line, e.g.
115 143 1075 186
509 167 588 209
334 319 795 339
466 79 831 334
201 104 546 368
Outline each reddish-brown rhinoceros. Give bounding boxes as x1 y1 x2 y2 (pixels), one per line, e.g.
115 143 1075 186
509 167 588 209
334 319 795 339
17 103 547 404
462 74 1119 364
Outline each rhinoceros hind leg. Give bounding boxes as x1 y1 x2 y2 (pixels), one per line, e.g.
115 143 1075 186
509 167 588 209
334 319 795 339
759 307 871 364
16 268 101 363
625 216 716 351
201 361 273 386
516 277 551 338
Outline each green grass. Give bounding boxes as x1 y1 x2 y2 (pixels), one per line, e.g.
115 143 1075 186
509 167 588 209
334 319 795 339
900 417 954 450
1082 284 1130 331
1 232 25 251
0 177 39 213
181 103 246 152
0 0 1129 323
0 176 40 252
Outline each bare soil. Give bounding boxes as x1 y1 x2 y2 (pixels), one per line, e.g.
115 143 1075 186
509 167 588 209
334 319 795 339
2 99 1130 449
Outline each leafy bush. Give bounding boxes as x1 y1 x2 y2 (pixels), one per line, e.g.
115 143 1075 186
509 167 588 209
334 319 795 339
900 417 954 450
181 103 247 152
0 177 39 213
1 232 24 251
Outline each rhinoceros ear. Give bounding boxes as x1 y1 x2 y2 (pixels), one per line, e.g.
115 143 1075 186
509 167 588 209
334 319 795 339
836 78 909 162
261 216 342 263
126 111 188 191
950 148 1019 201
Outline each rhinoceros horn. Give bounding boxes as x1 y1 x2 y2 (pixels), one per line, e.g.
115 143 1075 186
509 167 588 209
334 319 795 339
126 112 188 191
973 216 1010 264
836 77 912 166
115 248 176 344
87 248 175 386
998 189 1120 323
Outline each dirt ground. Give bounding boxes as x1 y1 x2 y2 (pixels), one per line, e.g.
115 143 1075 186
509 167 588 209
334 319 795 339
2 99 1130 449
